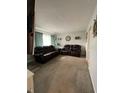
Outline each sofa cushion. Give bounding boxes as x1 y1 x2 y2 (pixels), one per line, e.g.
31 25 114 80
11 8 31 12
34 47 43 54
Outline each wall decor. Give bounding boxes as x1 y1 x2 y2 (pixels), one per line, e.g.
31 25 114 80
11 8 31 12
93 19 97 37
75 36 81 40
65 36 71 41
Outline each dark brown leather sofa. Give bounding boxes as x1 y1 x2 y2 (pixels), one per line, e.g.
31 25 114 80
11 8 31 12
61 45 86 57
34 45 59 63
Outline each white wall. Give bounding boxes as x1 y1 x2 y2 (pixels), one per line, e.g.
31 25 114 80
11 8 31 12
56 31 86 55
86 8 97 93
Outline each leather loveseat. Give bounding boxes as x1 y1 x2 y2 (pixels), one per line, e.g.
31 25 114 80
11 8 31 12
61 45 86 57
34 45 59 63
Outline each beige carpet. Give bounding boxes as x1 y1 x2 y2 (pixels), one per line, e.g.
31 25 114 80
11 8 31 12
33 55 94 93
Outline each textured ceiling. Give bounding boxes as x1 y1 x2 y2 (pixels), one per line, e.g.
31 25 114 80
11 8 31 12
35 0 96 34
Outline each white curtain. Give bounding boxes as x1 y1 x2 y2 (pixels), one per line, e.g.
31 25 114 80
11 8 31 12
43 34 51 46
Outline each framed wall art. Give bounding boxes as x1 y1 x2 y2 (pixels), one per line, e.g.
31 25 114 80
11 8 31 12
65 36 71 41
93 18 97 37
75 36 81 40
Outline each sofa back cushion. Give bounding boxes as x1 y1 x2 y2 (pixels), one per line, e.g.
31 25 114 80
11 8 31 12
34 47 43 54
43 45 55 54
72 45 81 51
64 45 70 50
49 45 55 51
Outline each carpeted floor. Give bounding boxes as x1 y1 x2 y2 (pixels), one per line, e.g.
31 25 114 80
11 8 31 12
31 55 94 93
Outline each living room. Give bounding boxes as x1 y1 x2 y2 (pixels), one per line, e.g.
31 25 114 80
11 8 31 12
34 30 86 57
27 0 97 93
2 0 124 93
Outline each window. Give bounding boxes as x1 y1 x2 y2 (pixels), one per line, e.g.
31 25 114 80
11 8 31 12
43 34 51 46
